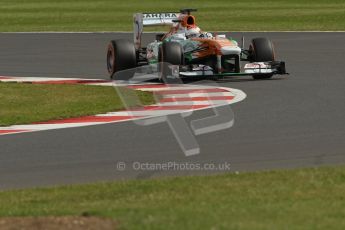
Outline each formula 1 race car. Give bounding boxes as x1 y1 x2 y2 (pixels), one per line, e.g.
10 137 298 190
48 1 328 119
107 9 287 80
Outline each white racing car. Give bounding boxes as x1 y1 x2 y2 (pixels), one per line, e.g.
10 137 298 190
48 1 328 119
107 9 287 80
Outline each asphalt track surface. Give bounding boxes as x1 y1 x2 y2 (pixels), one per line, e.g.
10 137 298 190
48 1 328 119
0 32 345 189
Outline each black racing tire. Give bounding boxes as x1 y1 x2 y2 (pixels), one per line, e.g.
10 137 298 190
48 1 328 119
107 39 137 80
159 42 184 65
250 38 275 80
250 37 275 62
158 42 184 82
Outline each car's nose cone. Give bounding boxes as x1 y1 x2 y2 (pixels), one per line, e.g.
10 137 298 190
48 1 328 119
221 46 241 55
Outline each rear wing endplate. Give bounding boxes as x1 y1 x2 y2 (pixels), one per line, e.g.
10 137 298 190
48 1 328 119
134 12 180 49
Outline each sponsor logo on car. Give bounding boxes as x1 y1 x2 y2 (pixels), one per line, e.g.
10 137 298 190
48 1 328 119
143 13 178 19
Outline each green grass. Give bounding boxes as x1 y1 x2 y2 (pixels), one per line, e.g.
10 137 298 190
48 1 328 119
0 82 155 126
1 166 345 229
0 0 344 31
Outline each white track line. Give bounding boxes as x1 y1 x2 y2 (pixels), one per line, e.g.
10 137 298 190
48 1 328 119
161 92 235 98
97 110 193 117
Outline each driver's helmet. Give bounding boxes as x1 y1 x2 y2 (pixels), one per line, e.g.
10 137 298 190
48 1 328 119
199 32 213 38
185 27 201 39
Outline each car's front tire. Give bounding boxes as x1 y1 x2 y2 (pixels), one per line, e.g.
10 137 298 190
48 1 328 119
107 39 137 80
158 42 184 82
250 37 275 80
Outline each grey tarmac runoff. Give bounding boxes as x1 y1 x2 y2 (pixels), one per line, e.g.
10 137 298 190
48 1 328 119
0 32 345 189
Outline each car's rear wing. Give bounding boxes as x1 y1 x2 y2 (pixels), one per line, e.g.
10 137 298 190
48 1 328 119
134 12 180 49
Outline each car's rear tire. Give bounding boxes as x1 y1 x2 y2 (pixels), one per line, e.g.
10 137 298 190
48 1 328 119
250 37 275 80
107 39 137 80
158 42 184 82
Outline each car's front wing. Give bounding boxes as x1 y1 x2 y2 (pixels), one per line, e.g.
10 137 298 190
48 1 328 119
178 61 287 78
